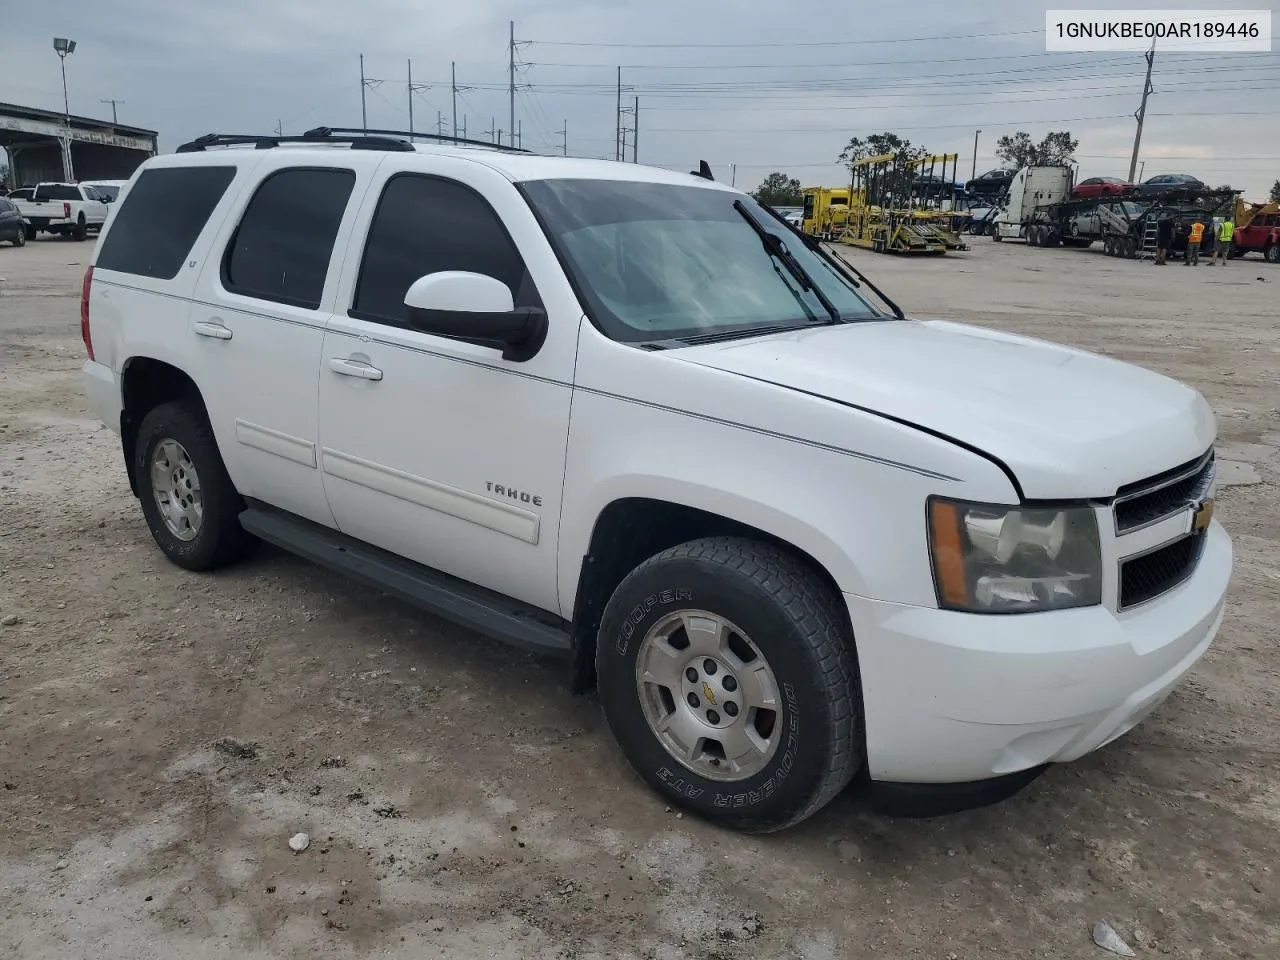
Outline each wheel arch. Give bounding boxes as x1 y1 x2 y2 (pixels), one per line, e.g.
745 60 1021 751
566 494 852 694
119 357 208 497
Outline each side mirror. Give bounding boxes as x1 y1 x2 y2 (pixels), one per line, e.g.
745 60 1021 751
403 271 548 362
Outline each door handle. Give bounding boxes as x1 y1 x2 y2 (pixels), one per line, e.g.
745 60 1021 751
193 320 233 340
328 357 383 381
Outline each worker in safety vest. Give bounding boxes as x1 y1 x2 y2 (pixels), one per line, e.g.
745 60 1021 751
1211 216 1234 265
1185 218 1204 266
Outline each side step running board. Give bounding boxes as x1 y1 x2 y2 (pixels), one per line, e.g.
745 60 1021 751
239 502 572 658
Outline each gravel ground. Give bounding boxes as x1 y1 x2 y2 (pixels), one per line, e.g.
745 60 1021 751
1 234 1277 960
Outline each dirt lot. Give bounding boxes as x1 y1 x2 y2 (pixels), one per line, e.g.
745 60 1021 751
1 234 1277 960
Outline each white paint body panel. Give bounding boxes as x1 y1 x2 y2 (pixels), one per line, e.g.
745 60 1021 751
81 143 1232 787
315 155 578 614
675 319 1216 499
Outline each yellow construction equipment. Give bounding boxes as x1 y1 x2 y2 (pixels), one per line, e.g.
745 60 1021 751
801 186 853 239
834 152 969 254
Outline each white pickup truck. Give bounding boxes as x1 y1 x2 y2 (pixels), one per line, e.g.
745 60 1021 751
77 130 1231 832
12 182 111 241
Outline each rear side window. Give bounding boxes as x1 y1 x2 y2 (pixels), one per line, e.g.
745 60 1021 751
222 167 355 310
351 174 537 326
95 166 236 279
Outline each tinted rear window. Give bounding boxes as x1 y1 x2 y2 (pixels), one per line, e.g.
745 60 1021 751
221 167 355 310
95 166 236 279
34 184 82 201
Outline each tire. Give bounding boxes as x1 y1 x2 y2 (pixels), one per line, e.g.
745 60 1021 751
12 227 25 248
72 215 87 241
1266 245 1280 264
596 537 863 833
134 400 256 571
1104 237 1115 256
992 229 1002 242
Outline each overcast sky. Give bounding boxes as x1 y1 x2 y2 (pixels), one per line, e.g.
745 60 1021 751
2 0 1276 197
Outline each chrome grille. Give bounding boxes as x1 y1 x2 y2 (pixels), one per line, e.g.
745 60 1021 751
1113 449 1214 534
1119 533 1207 609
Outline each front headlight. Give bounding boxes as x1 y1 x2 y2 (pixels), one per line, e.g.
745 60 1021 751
928 497 1102 613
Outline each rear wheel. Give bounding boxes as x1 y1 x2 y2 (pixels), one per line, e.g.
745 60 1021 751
12 227 25 248
1266 244 1280 264
71 215 87 241
134 401 256 571
596 537 863 833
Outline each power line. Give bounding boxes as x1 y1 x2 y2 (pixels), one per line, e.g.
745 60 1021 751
529 51 1278 71
526 27 1045 48
645 78 1280 111
641 110 1280 135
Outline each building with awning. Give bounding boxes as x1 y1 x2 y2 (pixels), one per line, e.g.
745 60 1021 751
1 101 157 186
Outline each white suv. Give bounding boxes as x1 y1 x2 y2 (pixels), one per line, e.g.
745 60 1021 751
79 128 1231 832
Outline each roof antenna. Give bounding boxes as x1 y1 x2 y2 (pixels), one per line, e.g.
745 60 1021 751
690 160 714 181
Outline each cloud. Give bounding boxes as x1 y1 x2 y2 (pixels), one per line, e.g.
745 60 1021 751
2 0 1275 196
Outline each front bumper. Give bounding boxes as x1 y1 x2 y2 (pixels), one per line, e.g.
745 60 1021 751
847 519 1231 784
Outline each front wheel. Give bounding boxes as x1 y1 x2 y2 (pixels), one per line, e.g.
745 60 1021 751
71 216 87 241
596 537 863 833
12 228 25 247
134 401 257 571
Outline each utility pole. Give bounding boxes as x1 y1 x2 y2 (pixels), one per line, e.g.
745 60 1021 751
438 112 445 137
730 163 736 188
556 120 567 156
274 118 283 136
451 61 458 138
508 21 516 152
517 120 522 150
632 96 638 163
1127 42 1156 184
360 54 367 133
100 98 124 124
408 61 430 140
615 66 622 161
488 117 495 143
972 129 981 180
462 116 467 139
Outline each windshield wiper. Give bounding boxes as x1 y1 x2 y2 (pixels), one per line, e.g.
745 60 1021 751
756 202 907 320
733 200 840 325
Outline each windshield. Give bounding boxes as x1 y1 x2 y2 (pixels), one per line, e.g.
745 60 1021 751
520 178 882 343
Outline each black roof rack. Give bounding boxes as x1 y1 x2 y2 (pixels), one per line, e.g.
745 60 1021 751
312 126 531 154
175 126 531 155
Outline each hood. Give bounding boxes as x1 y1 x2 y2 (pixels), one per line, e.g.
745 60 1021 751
676 319 1215 499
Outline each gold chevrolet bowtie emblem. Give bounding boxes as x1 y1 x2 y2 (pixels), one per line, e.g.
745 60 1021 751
1193 498 1215 531
702 682 717 706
